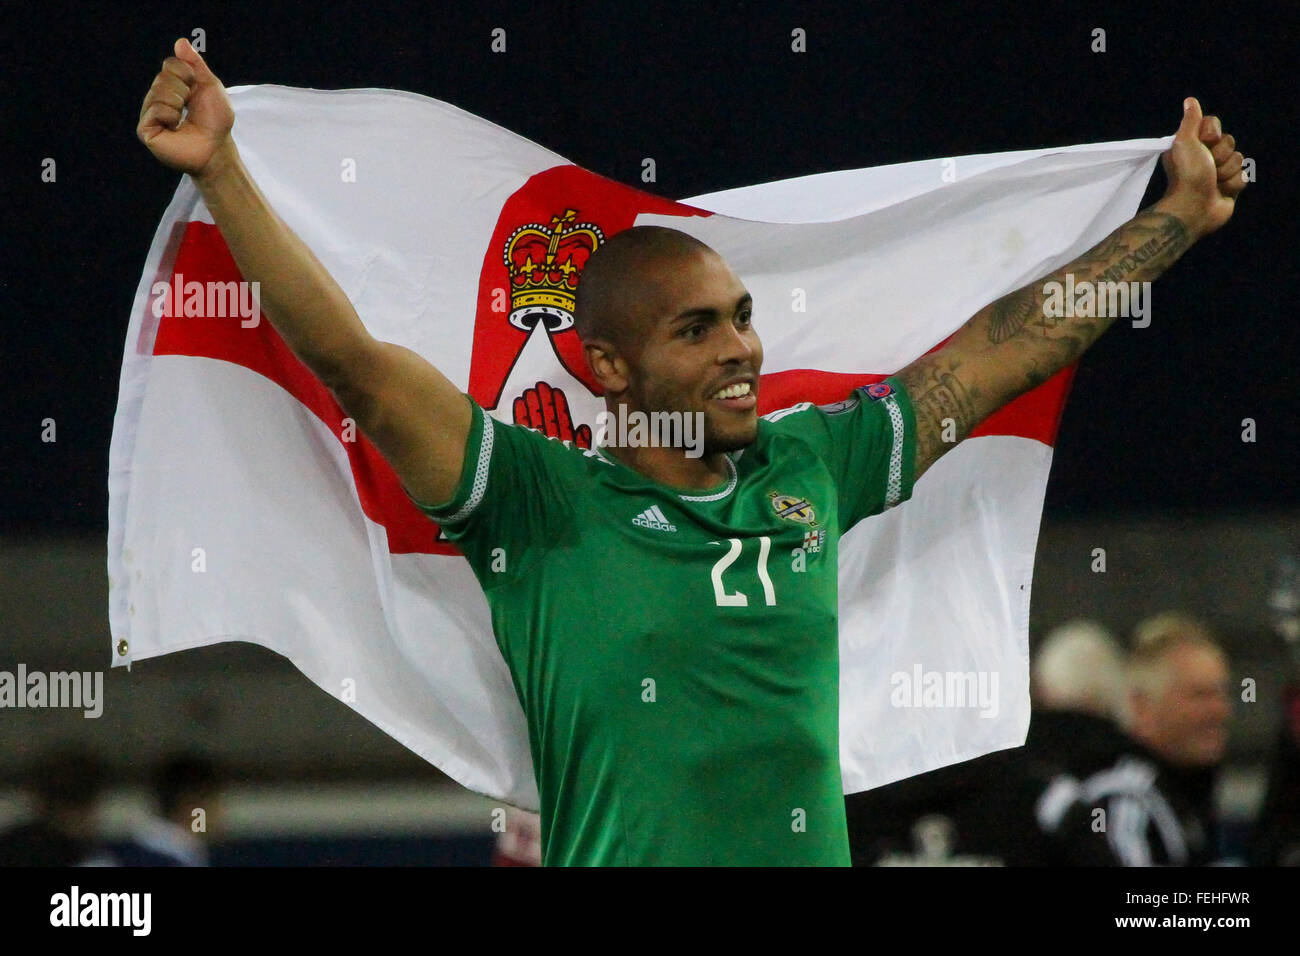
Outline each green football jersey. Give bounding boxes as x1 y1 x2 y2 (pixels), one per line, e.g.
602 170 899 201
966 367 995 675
407 377 917 865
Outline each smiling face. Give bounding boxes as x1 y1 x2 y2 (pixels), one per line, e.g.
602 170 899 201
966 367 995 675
579 231 764 456
621 248 763 454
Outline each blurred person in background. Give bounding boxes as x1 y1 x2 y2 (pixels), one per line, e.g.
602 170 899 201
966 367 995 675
847 619 1128 865
113 753 222 866
1027 619 1132 779
1039 612 1233 865
0 745 113 866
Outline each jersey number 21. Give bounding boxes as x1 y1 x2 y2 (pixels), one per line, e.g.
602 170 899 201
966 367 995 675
711 537 776 607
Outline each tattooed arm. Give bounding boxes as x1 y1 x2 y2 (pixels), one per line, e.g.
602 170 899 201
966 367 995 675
897 98 1249 482
897 206 1192 481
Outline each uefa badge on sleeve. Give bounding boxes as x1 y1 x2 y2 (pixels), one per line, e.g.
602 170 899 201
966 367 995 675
865 382 894 401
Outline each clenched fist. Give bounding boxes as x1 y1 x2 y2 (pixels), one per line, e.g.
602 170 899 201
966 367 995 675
1160 97 1249 238
136 38 234 177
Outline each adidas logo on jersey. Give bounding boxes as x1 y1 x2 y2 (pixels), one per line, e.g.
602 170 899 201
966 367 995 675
632 505 677 532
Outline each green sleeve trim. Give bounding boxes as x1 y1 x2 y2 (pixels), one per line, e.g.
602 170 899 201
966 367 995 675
403 395 489 524
882 375 918 507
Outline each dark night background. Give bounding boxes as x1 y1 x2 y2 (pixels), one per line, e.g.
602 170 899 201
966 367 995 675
2 1 1295 528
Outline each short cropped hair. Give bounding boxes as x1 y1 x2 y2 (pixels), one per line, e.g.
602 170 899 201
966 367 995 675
574 226 714 344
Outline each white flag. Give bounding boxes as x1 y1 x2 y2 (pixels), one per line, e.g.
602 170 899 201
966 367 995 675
109 85 1168 809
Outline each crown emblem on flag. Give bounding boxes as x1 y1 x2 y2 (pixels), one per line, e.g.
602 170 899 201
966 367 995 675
503 208 604 332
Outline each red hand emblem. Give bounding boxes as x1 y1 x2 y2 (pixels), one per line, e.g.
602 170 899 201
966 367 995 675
512 381 592 449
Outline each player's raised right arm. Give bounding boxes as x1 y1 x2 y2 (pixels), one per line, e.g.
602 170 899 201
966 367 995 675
136 38 469 506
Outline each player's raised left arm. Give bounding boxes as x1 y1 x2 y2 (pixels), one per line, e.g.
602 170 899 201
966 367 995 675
897 97 1248 482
